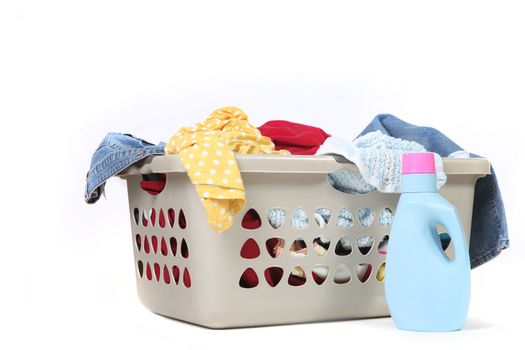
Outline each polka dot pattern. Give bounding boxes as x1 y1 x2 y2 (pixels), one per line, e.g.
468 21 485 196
165 106 289 233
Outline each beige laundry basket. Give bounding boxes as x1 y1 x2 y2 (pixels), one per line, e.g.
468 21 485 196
119 154 490 329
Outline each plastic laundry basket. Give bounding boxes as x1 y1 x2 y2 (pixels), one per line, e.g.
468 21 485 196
119 154 490 328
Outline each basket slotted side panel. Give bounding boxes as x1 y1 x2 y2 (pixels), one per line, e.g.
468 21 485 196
125 168 478 328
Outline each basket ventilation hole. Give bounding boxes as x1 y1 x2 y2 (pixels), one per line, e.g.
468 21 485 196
172 266 180 285
135 234 141 252
179 209 187 229
288 266 307 286
133 208 139 225
169 237 177 256
151 235 158 254
144 236 150 254
358 208 375 228
314 208 331 228
356 263 373 283
357 236 374 255
242 208 262 229
376 262 386 282
240 238 260 259
181 238 189 258
142 209 149 227
436 224 455 261
137 260 144 278
168 208 175 228
160 237 168 256
267 208 285 229
183 267 191 288
378 235 389 255
379 207 394 227
150 208 156 227
290 238 308 257
335 235 352 256
334 264 351 284
264 267 284 287
312 265 329 285
159 209 166 228
146 262 152 280
313 236 330 257
266 238 285 258
336 208 353 228
154 263 161 282
163 265 170 284
291 208 309 230
239 268 259 288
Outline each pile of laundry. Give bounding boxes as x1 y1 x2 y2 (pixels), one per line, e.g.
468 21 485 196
85 106 508 269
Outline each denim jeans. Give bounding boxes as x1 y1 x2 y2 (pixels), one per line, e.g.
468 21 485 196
85 133 165 204
360 115 509 268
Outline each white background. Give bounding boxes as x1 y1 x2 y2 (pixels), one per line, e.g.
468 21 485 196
1 1 524 349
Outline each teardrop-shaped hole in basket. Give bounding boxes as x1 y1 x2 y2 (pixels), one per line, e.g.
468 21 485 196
335 235 352 256
376 262 386 282
336 208 353 228
181 238 189 258
150 208 156 227
358 208 375 228
239 268 259 288
170 237 177 256
144 236 150 254
146 262 152 281
314 208 331 228
183 267 191 288
151 235 158 254
242 208 262 229
142 209 149 227
154 263 161 281
264 267 284 287
312 265 329 285
133 208 139 225
378 235 389 255
379 207 394 227
291 208 309 229
313 236 330 257
267 208 286 229
137 260 144 278
356 263 373 283
168 208 175 228
160 237 168 256
290 238 308 257
266 238 285 258
334 264 351 284
288 266 307 286
163 265 170 284
172 265 180 285
135 234 141 252
159 209 166 228
240 238 260 259
357 235 374 255
179 209 187 229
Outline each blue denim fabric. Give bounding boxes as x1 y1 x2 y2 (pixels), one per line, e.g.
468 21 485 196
360 115 509 268
85 133 166 204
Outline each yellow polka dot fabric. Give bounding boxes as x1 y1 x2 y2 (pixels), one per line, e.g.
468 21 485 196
165 106 290 233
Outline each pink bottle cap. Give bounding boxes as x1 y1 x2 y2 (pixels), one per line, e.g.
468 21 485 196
402 152 436 174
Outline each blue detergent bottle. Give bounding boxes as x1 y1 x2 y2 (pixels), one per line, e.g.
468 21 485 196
385 152 471 331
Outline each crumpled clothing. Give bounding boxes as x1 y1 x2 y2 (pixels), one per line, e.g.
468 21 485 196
164 106 289 233
360 114 508 268
258 120 331 155
318 131 447 193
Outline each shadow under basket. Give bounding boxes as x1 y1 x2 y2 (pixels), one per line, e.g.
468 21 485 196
119 154 490 329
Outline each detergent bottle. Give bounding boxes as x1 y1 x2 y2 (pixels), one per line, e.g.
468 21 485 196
385 152 470 331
